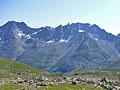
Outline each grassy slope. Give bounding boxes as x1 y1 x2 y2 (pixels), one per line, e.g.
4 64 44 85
0 57 46 79
0 57 43 72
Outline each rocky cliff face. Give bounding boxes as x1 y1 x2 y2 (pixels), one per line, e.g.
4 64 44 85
0 21 120 72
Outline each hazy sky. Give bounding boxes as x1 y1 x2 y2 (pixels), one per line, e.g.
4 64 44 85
0 0 120 35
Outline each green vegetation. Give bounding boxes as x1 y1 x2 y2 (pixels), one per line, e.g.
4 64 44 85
0 57 119 90
0 57 41 73
0 57 47 79
0 83 104 90
37 83 104 90
72 69 120 80
0 83 23 90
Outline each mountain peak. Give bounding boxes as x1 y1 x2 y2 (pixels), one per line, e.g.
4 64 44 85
2 21 27 28
117 33 120 36
117 34 120 38
0 21 120 72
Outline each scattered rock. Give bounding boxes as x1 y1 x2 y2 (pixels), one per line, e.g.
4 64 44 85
36 82 48 86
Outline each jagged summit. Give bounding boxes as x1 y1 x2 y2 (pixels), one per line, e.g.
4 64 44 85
0 21 120 72
2 21 27 27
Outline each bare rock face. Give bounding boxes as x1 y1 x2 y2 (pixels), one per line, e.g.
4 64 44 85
0 21 120 72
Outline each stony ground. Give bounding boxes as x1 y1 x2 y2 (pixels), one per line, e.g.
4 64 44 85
1 70 120 90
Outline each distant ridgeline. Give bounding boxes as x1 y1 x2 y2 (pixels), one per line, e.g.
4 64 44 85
0 21 120 72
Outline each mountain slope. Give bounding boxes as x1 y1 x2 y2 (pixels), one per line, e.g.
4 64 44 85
114 34 120 53
0 21 120 72
0 57 45 79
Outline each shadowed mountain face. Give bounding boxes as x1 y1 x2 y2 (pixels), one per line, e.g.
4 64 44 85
0 21 120 72
114 34 120 57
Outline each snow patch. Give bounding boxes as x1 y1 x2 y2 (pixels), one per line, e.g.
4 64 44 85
32 32 38 35
32 30 42 35
59 39 69 43
94 37 98 41
89 34 98 41
78 30 84 33
16 30 31 39
26 34 31 39
17 31 25 38
46 40 54 43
